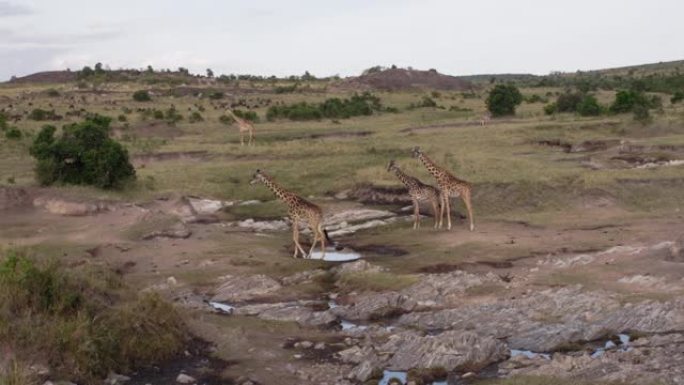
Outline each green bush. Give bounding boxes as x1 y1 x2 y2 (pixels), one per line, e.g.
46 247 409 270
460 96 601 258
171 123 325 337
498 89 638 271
188 111 204 123
132 90 151 102
164 107 183 124
266 92 381 121
555 91 584 113
4 127 22 140
671 91 684 104
610 90 651 113
0 250 187 382
28 108 60 121
486 84 523 116
29 115 136 189
274 84 298 94
219 114 235 125
46 88 60 97
208 91 224 100
233 109 259 122
543 103 557 115
576 95 602 116
0 112 7 130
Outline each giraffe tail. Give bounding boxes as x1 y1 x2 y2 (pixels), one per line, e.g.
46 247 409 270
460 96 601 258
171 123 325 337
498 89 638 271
323 229 343 251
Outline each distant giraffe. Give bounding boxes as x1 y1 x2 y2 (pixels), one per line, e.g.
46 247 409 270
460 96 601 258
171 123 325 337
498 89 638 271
387 160 441 229
412 147 474 231
250 169 325 258
479 112 491 126
228 110 254 146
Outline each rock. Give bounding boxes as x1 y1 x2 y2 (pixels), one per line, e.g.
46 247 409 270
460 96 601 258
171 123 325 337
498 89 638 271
175 373 196 384
237 218 289 231
281 269 326 286
234 301 336 326
211 274 282 302
29 363 50 377
666 237 684 262
185 196 230 214
383 330 508 371
331 260 386 276
105 372 131 385
142 221 192 240
0 187 30 210
315 342 326 350
34 197 110 216
298 341 314 349
239 200 261 206
167 276 178 286
325 209 396 227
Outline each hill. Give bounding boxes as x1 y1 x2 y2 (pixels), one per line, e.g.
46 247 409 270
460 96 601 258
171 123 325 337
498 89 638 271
334 67 474 91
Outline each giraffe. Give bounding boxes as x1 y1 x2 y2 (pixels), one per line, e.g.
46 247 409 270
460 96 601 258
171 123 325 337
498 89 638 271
249 169 325 258
411 147 474 231
479 112 491 126
228 110 254 146
386 160 441 229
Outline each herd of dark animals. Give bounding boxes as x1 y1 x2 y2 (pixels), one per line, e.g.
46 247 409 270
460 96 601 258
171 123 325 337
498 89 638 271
250 146 474 259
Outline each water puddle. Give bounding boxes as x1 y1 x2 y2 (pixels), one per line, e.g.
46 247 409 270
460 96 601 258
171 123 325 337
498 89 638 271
208 301 235 314
341 320 368 331
309 250 362 262
378 370 447 385
591 333 631 358
510 349 551 360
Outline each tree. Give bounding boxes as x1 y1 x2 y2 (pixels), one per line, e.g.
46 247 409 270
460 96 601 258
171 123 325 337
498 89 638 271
146 65 154 73
576 95 602 116
80 66 94 77
132 90 152 102
29 115 135 189
486 84 523 116
94 62 105 74
206 68 214 78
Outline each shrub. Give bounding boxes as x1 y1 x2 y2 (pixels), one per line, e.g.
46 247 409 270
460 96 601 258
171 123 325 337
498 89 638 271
610 90 650 113
274 84 298 94
28 108 60 121
219 114 235 125
486 83 523 116
164 107 183 124
29 115 136 189
46 88 60 97
543 103 557 115
525 94 546 103
117 114 127 122
188 111 204 123
208 91 224 100
555 91 583 113
633 104 651 124
671 91 684 104
132 90 151 102
5 127 22 139
0 112 7 129
266 92 381 121
0 251 187 382
232 109 259 123
576 95 602 116
153 109 164 120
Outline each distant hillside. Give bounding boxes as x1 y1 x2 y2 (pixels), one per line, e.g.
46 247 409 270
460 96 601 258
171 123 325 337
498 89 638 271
571 59 684 78
8 70 78 84
335 68 474 91
458 73 541 85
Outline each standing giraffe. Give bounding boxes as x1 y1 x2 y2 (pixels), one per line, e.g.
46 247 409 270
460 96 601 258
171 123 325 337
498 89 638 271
386 160 441 229
250 169 325 258
479 112 491 126
411 147 474 231
228 110 254 146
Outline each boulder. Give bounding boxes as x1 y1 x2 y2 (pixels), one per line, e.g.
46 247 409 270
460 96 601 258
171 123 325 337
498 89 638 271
211 274 282 302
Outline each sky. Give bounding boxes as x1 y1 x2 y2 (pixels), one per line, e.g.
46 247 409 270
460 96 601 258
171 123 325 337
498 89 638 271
1 0 683 81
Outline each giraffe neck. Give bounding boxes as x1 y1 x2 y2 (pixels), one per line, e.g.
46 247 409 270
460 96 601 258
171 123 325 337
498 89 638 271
418 153 442 178
391 167 417 188
260 175 293 203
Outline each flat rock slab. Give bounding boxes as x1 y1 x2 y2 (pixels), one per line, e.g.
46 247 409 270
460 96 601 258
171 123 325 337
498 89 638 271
211 274 282 302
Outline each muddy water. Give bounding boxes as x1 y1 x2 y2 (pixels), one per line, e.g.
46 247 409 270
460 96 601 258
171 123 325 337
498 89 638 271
590 333 631 358
309 250 362 262
378 370 447 385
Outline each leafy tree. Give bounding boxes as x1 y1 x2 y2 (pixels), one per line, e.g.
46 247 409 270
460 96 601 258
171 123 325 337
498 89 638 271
486 84 523 116
80 66 94 77
5 127 22 139
29 115 135 189
555 91 584 112
672 91 684 104
146 65 154 73
132 90 152 102
576 95 602 116
94 62 105 74
609 90 652 114
206 68 214 78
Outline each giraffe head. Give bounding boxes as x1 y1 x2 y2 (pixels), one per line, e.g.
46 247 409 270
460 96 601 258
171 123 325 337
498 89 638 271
249 169 266 186
386 160 398 172
411 146 422 158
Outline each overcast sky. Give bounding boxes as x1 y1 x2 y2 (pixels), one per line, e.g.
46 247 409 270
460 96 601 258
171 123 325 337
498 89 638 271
1 0 683 81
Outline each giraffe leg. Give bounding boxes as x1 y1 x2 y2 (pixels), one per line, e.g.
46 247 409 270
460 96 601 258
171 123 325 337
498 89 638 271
431 198 440 229
307 226 319 259
446 195 453 230
292 221 306 258
318 225 326 259
463 190 475 231
438 194 446 229
412 199 419 229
